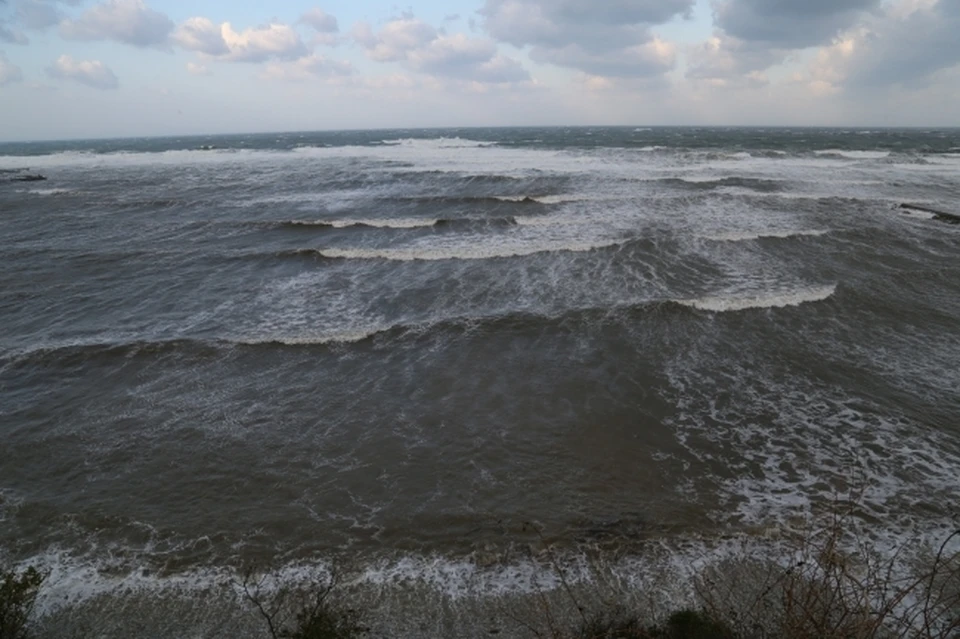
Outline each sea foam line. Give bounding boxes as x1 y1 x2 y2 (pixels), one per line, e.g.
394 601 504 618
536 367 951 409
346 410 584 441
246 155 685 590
316 238 626 261
704 229 828 242
678 284 837 312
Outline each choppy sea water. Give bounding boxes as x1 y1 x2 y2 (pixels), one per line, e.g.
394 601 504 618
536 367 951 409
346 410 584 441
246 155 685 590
1 127 959 636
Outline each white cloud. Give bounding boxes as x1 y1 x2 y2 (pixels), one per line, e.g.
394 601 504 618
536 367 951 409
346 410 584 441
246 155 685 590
172 17 228 56
260 53 354 82
354 16 437 62
46 53 119 89
299 8 338 33
0 21 29 44
186 61 210 76
174 19 308 63
59 0 174 48
220 22 307 62
354 16 531 85
0 50 24 85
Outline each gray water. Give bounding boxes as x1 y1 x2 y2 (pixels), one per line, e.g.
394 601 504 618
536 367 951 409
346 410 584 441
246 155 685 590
1 127 959 634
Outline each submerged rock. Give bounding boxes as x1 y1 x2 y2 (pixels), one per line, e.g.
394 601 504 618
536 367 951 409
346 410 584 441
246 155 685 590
899 203 960 224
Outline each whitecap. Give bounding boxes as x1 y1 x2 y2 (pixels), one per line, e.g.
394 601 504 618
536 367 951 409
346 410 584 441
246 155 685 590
329 218 439 229
813 150 891 160
704 230 828 242
678 284 837 312
318 238 625 261
26 188 71 196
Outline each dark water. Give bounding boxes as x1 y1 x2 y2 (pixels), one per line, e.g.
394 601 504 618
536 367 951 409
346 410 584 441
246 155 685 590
1 127 959 627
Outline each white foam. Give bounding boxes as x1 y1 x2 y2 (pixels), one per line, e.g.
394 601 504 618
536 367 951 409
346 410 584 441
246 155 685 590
26 188 71 196
513 215 580 227
318 238 624 261
377 137 495 149
678 284 837 312
899 209 937 220
704 229 828 242
236 326 385 345
813 149 891 159
329 218 439 229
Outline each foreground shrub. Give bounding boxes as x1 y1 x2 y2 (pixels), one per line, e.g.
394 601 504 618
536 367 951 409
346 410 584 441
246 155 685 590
577 609 736 639
240 569 366 639
696 516 960 639
0 566 44 639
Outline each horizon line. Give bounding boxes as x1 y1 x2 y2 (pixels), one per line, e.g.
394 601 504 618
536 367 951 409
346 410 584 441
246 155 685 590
3 123 960 145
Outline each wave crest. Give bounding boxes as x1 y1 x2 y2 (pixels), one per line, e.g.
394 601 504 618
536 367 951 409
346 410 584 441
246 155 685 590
705 230 828 242
678 285 837 312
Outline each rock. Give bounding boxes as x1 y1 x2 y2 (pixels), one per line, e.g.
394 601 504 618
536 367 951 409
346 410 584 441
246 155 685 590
898 203 960 225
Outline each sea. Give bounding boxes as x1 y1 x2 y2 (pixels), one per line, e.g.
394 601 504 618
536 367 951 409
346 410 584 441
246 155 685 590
1 127 959 637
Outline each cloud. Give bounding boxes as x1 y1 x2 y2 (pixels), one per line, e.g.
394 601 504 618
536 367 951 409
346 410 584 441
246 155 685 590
15 0 66 30
171 17 228 55
353 16 437 62
46 53 119 89
173 19 308 62
299 8 338 33
410 33 531 82
804 0 960 91
532 37 676 78
714 0 880 48
260 53 354 82
59 0 174 48
479 0 689 77
482 0 692 47
686 33 783 84
185 61 209 76
354 16 531 86
0 21 29 44
0 50 23 85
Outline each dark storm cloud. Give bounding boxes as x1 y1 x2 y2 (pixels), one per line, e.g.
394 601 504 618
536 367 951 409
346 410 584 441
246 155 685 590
480 0 690 76
481 0 692 48
714 0 879 48
839 0 960 88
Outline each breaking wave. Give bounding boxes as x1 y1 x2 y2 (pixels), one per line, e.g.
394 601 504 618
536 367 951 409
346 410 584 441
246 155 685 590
677 284 837 312
312 238 627 261
813 150 892 160
3 284 840 366
704 230 829 242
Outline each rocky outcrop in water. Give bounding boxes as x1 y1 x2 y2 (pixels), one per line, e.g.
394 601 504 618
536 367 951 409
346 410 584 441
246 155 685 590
2 168 47 182
899 203 960 224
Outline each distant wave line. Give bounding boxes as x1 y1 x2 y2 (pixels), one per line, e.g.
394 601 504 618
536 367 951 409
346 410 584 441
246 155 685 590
704 229 829 242
2 284 839 364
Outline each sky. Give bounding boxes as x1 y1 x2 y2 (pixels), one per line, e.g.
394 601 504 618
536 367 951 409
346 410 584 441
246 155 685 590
0 0 958 140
